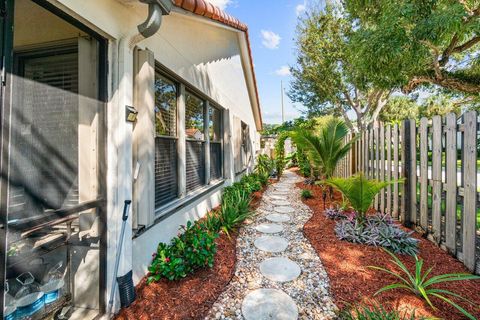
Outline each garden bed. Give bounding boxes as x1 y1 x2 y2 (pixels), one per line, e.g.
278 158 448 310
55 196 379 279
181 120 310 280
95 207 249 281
115 182 270 320
115 231 237 320
298 180 480 319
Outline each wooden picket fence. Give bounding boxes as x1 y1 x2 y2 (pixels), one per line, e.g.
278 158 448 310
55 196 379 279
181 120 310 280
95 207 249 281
335 111 480 274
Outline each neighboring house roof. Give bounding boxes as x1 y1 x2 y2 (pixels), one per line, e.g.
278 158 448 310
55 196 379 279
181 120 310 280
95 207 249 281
172 0 262 130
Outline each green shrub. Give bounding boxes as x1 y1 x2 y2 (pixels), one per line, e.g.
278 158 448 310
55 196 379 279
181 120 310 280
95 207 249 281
219 200 253 236
148 221 218 282
340 304 418 320
201 210 223 233
301 189 313 199
255 154 274 178
240 174 262 193
370 249 480 320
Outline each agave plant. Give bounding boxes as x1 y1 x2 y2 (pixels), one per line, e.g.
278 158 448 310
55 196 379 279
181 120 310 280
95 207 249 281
369 249 480 320
324 173 400 223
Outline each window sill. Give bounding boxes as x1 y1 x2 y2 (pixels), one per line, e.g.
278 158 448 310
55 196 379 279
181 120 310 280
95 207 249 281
133 179 225 239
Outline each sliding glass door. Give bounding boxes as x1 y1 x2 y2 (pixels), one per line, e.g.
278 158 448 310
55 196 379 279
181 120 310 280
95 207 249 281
1 1 107 319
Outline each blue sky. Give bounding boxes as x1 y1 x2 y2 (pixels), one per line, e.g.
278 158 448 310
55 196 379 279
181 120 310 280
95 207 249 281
209 0 307 124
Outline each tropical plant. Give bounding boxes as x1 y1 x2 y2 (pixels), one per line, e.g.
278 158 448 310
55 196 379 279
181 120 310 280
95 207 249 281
301 189 313 199
148 221 218 282
335 214 419 255
255 154 274 178
369 249 480 320
324 173 399 223
340 304 420 320
291 119 355 181
218 201 252 237
274 132 289 176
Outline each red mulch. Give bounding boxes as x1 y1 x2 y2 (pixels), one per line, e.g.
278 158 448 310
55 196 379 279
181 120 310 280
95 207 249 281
115 184 269 320
298 181 480 319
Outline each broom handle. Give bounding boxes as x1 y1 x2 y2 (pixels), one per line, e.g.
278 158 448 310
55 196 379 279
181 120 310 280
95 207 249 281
108 200 131 315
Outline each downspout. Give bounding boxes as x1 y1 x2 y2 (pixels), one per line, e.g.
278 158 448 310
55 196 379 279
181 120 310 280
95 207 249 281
130 0 171 48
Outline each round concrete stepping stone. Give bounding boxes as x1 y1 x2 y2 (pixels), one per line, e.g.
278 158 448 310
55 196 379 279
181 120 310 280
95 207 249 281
271 200 290 206
269 195 285 200
271 191 289 196
255 223 284 234
274 187 290 192
242 289 298 320
266 213 291 223
274 206 295 214
259 257 301 282
254 235 288 253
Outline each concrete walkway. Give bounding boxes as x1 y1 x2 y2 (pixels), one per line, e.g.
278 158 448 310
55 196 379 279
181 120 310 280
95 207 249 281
206 171 337 320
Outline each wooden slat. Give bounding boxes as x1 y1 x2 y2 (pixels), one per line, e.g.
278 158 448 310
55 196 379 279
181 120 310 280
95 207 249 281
462 111 477 272
419 117 428 229
431 115 442 243
380 125 386 212
445 113 457 253
374 126 380 210
393 124 399 219
364 130 368 174
368 128 375 179
409 119 417 225
386 124 392 215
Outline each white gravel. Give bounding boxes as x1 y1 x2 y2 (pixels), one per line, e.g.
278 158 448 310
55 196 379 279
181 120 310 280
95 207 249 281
205 171 338 320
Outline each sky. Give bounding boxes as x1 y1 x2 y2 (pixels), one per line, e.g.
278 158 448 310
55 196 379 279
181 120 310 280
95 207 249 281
207 0 308 125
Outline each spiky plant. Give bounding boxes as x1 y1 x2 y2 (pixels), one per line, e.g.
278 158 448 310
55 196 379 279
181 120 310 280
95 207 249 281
369 249 480 320
324 173 399 223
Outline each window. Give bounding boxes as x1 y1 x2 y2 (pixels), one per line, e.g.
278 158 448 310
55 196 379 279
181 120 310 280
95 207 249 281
185 91 206 192
209 107 223 180
241 121 251 169
154 73 178 207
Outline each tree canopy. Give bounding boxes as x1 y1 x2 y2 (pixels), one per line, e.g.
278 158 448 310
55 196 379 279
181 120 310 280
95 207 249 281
344 0 480 95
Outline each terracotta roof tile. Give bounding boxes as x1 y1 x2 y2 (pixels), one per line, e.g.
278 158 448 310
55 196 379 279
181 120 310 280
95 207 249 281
172 0 262 127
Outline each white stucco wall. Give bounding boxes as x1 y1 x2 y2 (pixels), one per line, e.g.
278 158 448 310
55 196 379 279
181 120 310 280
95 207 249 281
48 0 260 314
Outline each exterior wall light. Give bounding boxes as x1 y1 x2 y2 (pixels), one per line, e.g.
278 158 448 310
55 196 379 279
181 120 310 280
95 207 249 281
126 105 139 122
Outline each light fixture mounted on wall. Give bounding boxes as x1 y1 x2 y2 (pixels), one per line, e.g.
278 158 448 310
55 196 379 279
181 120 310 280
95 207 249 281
126 105 139 123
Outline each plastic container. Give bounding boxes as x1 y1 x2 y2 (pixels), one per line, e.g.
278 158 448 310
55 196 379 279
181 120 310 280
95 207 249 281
40 261 65 304
14 272 45 319
4 280 16 320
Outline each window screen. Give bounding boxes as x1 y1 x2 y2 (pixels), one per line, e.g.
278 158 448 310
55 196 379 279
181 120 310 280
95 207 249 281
154 73 178 208
185 92 204 141
8 50 80 223
209 107 222 180
185 92 206 192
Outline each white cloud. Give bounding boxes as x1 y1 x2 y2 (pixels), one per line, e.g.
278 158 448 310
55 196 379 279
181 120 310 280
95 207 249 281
275 65 291 76
261 30 281 49
296 1 307 16
206 0 232 10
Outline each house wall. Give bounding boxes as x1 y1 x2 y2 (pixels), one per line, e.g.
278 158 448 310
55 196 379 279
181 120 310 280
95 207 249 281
48 0 260 313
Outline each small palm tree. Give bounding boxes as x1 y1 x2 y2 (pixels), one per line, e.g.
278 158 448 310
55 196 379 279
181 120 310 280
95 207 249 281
324 173 399 223
291 119 355 203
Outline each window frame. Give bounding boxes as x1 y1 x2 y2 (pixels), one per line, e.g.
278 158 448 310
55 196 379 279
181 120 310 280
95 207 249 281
153 63 226 215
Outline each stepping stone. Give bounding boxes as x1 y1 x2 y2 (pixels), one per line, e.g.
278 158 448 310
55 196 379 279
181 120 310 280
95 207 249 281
255 223 284 234
271 191 289 196
269 195 285 200
274 187 290 192
266 213 291 223
274 206 295 214
254 236 288 253
271 200 290 206
242 289 298 320
259 257 301 282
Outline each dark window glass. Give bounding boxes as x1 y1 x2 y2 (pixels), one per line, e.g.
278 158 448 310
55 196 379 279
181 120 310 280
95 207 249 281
185 92 204 140
155 74 177 137
154 72 179 207
209 107 222 142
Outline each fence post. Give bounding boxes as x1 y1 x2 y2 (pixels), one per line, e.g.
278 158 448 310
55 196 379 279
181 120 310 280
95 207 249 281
445 113 457 254
380 125 385 212
431 115 442 243
401 119 415 227
419 117 428 230
462 111 477 272
393 123 399 219
386 124 392 215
